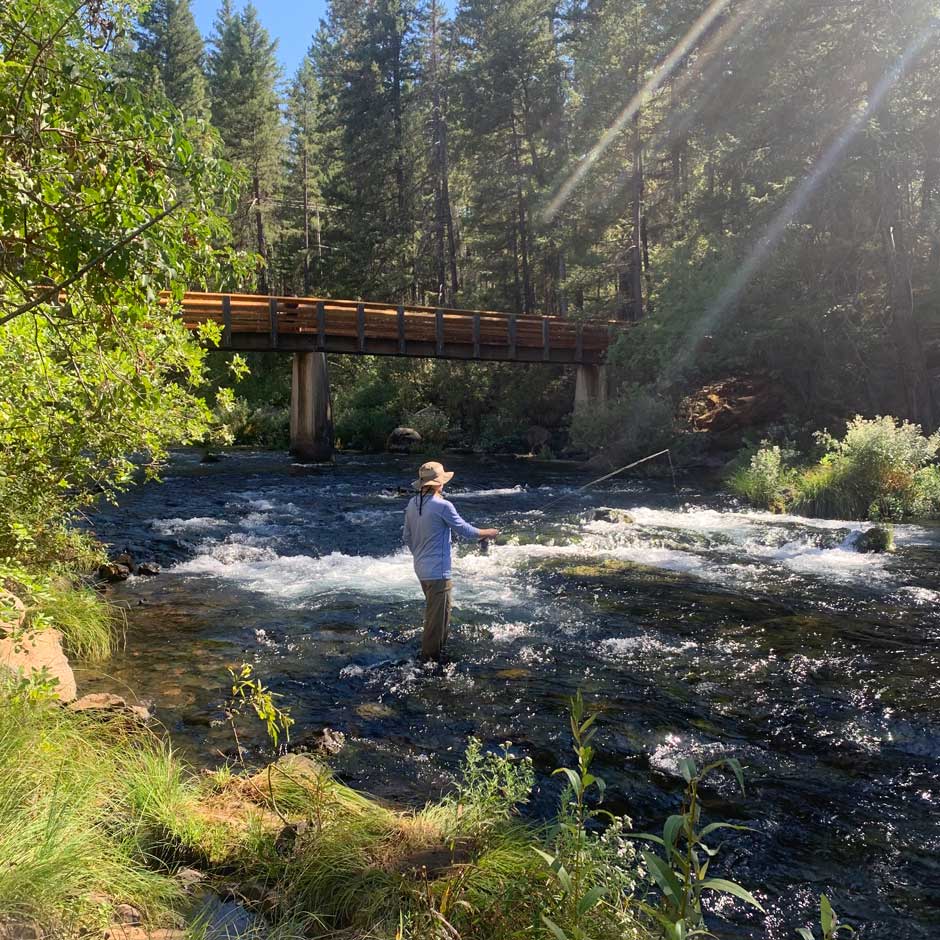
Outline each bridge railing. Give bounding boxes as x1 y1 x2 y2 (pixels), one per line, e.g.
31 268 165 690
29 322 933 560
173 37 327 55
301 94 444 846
169 292 615 364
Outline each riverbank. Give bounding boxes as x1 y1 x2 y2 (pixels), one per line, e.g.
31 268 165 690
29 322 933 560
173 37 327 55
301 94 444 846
1 677 663 940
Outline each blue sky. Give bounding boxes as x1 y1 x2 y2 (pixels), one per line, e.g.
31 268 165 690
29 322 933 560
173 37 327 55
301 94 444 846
191 0 328 75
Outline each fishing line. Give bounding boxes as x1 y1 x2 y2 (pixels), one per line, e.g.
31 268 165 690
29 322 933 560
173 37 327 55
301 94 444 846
479 447 677 553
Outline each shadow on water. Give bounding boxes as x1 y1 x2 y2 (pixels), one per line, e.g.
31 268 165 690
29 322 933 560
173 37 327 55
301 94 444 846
79 449 940 939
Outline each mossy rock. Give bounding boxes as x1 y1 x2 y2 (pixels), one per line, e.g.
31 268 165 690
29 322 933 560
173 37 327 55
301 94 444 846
852 525 895 554
592 508 635 524
557 559 683 584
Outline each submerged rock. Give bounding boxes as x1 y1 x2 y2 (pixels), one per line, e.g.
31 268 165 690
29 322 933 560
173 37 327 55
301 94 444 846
592 508 635 524
852 526 895 554
386 426 422 453
68 692 152 723
287 726 346 757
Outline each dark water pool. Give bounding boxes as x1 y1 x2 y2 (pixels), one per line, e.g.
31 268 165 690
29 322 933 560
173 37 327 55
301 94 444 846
81 450 940 938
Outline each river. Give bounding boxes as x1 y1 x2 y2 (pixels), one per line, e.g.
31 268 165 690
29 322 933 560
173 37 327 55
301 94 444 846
81 450 940 939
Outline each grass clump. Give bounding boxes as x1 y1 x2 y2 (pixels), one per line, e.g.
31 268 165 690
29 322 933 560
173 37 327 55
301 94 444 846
1 562 116 662
729 416 940 521
0 691 182 935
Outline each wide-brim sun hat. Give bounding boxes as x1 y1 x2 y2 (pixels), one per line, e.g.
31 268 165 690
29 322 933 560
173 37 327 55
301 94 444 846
413 460 455 490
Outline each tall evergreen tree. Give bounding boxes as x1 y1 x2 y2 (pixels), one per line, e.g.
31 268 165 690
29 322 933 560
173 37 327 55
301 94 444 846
208 1 285 292
133 0 209 121
312 0 425 300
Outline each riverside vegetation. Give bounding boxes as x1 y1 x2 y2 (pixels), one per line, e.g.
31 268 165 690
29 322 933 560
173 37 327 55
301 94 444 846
2 655 848 940
728 416 940 522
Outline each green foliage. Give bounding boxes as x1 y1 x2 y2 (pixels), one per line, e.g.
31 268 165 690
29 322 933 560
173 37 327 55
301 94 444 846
797 894 856 940
733 417 940 521
798 417 940 521
728 443 799 513
630 757 764 938
225 663 295 752
0 0 247 566
0 562 115 662
0 693 182 934
438 737 534 837
571 386 676 465
534 692 647 940
132 0 209 121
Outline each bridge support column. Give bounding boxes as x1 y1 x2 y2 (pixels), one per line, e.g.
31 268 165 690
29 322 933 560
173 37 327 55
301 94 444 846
290 352 333 462
574 365 608 409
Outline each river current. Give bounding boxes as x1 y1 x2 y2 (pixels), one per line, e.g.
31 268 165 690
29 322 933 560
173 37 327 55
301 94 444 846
82 450 940 939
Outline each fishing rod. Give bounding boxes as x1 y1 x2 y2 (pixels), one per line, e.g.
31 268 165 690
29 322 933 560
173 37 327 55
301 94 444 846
478 447 676 553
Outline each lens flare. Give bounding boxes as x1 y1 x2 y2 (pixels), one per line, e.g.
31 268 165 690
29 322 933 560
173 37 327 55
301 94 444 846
667 24 939 378
544 0 733 223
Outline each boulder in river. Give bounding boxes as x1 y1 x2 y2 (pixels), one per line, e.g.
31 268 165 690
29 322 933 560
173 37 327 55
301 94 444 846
851 525 895 554
592 508 635 524
68 692 152 723
386 426 422 453
97 562 131 583
136 562 161 576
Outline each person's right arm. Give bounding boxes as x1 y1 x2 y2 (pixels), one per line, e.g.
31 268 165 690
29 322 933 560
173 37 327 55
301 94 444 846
440 500 498 541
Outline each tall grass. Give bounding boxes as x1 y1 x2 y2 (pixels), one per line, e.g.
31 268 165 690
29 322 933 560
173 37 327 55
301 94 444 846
0 696 181 934
1 563 117 662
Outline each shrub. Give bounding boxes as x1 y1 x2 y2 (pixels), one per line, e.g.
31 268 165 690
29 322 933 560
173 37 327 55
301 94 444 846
795 416 940 520
730 417 940 521
727 443 798 512
570 385 675 466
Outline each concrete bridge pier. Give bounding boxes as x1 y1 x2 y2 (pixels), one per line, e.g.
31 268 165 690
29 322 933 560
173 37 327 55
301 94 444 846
290 351 334 462
574 364 608 409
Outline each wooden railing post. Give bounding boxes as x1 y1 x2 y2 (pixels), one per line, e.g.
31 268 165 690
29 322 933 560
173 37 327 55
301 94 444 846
221 295 232 348
436 309 444 356
356 303 365 353
397 305 406 354
269 296 278 349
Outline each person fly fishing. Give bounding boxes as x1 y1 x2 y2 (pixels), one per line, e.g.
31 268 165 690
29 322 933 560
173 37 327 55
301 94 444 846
403 461 498 662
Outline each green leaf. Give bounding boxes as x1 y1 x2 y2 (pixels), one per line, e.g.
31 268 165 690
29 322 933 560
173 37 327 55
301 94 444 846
552 766 583 796
625 831 665 846
724 757 746 793
679 757 697 783
820 894 834 933
541 914 569 940
699 878 766 913
663 814 685 855
576 884 607 916
698 822 753 838
642 851 684 903
796 929 815 940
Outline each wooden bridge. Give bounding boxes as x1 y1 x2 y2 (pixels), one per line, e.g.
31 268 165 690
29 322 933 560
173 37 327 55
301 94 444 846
175 292 614 365
172 292 617 461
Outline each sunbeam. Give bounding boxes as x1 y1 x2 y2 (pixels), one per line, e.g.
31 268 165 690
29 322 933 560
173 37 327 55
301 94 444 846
666 22 940 379
591 0 781 217
543 0 733 223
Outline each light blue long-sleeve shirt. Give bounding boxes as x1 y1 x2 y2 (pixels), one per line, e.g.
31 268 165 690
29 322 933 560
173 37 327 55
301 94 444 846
403 493 480 581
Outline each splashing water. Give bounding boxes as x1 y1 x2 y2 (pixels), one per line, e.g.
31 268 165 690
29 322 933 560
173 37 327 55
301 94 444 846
82 451 940 939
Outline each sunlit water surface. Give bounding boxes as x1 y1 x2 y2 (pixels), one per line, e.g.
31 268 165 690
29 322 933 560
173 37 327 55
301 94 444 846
82 451 940 939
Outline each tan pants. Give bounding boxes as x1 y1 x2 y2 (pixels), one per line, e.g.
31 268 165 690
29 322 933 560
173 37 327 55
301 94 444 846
420 578 452 661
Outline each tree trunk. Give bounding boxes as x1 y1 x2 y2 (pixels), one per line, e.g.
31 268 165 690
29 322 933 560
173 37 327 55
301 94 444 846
302 148 311 295
510 110 534 315
878 159 935 427
253 173 269 295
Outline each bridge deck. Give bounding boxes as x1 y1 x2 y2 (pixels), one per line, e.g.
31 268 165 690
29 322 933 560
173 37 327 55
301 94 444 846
173 292 614 364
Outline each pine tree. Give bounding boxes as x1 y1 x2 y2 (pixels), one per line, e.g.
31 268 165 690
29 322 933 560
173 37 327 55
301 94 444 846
276 52 323 295
133 0 209 121
453 0 568 314
312 0 425 300
208 1 285 292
